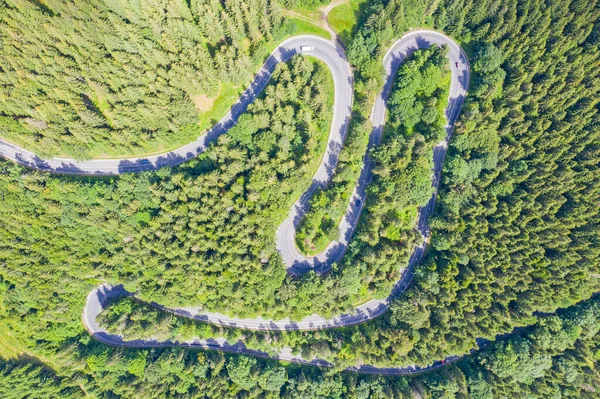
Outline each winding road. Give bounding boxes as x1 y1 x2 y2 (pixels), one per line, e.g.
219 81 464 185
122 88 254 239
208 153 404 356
1 30 469 374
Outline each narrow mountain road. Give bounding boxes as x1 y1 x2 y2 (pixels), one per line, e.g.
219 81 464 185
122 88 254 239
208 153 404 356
0 36 351 177
1 28 469 373
82 30 468 374
278 30 468 276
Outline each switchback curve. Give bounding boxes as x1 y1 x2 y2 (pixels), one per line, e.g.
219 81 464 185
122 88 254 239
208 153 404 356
1 31 469 374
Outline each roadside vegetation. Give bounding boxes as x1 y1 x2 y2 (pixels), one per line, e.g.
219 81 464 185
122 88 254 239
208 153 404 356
7 292 600 398
0 0 326 159
295 46 449 257
1 0 600 397
328 0 369 44
0 55 362 321
337 0 600 368
281 0 330 12
92 0 600 374
283 15 330 39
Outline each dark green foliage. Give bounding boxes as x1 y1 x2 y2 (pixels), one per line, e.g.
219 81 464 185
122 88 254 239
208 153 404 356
1 0 600 397
0 48 451 327
296 41 449 258
0 56 365 334
227 356 258 390
0 359 84 398
4 296 600 398
448 296 600 398
413 0 600 364
367 46 449 243
303 0 600 369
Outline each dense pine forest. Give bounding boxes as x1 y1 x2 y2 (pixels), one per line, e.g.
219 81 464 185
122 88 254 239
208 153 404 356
297 46 448 257
1 0 600 397
3 296 600 397
0 0 306 158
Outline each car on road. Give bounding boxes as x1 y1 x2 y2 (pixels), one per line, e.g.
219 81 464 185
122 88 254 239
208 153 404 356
300 45 313 51
455 62 460 69
355 199 361 207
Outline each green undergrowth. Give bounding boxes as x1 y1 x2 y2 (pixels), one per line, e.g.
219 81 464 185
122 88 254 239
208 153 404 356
281 0 329 14
295 46 449 257
343 0 600 372
6 294 600 399
2 0 600 397
328 0 369 44
6 292 600 398
0 0 328 159
0 55 373 324
285 16 330 39
98 282 600 377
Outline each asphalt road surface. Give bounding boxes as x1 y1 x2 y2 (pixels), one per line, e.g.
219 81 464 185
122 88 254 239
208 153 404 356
1 31 469 374
0 36 351 176
83 284 463 375
278 30 469 276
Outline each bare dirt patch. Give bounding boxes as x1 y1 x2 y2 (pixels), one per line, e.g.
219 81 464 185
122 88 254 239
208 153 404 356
191 94 216 112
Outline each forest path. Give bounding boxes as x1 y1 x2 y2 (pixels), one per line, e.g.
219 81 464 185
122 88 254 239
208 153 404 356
320 0 351 44
78 30 470 375
281 0 349 44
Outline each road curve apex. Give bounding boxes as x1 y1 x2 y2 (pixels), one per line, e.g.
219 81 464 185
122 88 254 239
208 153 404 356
76 31 470 375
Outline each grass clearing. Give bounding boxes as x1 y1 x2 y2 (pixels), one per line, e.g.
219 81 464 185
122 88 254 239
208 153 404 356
286 15 330 39
197 83 240 132
191 93 216 112
328 0 368 44
197 16 330 139
0 325 22 359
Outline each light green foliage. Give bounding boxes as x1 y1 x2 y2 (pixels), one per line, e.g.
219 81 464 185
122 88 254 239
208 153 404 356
0 360 84 398
0 0 292 158
469 43 506 100
227 357 257 390
1 0 600 397
0 56 373 329
328 0 369 44
257 365 288 391
294 189 342 255
285 16 331 39
387 47 449 138
481 339 553 384
14 288 600 399
368 47 449 243
296 46 447 263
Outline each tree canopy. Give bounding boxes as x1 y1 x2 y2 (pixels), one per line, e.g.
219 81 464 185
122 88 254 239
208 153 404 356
1 0 600 397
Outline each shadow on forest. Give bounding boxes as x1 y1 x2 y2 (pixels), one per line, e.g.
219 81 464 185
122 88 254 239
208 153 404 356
289 115 350 231
113 46 307 175
91 283 393 335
